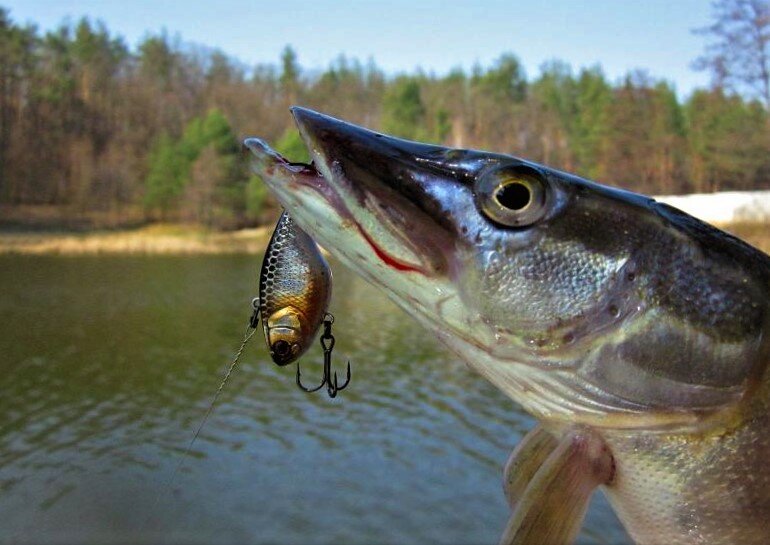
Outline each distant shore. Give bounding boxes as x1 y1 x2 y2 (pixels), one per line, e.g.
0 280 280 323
1 191 769 255
0 224 273 255
0 221 767 256
722 223 770 253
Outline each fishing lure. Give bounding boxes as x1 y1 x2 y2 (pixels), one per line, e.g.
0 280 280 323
149 209 349 521
257 210 350 397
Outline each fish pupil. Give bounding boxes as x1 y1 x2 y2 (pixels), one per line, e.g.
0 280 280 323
496 182 531 211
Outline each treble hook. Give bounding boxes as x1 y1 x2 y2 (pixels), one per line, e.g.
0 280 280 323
296 313 352 398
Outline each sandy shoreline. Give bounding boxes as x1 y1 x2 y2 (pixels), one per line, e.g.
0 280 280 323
2 191 768 255
0 221 767 256
0 224 273 255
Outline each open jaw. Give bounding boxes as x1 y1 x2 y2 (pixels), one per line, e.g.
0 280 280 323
243 139 428 277
243 119 475 353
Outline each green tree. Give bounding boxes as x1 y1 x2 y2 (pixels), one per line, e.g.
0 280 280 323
428 68 467 147
529 61 577 167
433 108 452 143
144 109 244 225
136 32 191 139
686 89 770 191
310 55 385 125
474 53 527 103
175 109 243 226
138 33 177 89
184 144 233 226
280 45 300 104
532 61 576 127
70 18 127 106
180 109 239 160
571 67 612 178
275 127 310 163
467 54 528 151
381 76 426 140
144 134 184 216
649 81 686 191
0 9 37 201
600 72 687 193
246 176 269 221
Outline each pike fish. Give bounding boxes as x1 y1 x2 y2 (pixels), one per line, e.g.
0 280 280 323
245 109 770 545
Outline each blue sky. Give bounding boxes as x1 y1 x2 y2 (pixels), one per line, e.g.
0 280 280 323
5 0 714 97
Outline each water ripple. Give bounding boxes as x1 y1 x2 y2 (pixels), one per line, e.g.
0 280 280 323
0 254 630 544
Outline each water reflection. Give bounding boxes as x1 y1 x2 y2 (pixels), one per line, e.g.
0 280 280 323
0 255 629 544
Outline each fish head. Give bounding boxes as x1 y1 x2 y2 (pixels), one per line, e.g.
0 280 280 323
246 108 770 429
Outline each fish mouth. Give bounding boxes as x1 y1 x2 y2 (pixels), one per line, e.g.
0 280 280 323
289 107 455 278
244 109 480 350
244 136 429 277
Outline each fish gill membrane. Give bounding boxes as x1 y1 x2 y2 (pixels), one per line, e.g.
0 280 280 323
245 108 770 545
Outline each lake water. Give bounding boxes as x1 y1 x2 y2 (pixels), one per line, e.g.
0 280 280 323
0 254 630 545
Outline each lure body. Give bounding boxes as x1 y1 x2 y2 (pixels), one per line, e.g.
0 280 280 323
259 210 332 366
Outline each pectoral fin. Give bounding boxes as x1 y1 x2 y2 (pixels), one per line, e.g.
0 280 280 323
503 425 559 510
499 427 614 545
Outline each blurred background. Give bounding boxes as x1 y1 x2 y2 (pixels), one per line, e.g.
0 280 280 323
0 0 769 233
0 1 768 544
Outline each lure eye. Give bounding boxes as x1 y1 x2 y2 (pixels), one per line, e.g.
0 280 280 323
475 165 548 227
273 340 291 357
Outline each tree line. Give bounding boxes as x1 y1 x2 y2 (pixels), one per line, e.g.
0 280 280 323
0 2 768 229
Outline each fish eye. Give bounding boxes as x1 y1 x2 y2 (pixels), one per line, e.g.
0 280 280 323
475 165 548 227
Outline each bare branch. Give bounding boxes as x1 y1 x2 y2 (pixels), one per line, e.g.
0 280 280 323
693 0 770 107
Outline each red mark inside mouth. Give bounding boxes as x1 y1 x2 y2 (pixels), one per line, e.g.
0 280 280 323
354 222 423 274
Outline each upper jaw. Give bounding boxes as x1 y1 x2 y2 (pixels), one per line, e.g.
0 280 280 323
244 109 493 356
290 106 458 183
255 107 476 280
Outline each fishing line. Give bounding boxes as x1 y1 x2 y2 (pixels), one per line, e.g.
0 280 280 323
146 300 259 524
